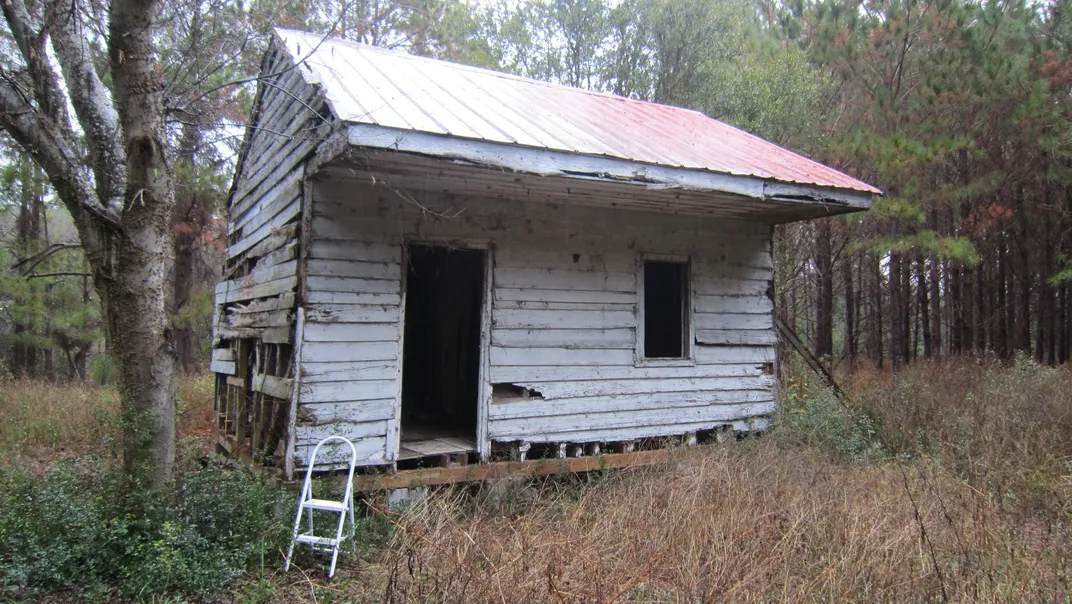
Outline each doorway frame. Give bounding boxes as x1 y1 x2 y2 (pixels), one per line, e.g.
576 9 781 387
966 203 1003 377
394 236 494 463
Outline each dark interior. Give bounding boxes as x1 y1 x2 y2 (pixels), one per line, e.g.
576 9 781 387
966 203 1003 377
644 260 687 358
400 245 485 439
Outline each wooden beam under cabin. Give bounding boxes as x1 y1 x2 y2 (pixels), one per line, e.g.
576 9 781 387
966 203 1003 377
352 445 702 491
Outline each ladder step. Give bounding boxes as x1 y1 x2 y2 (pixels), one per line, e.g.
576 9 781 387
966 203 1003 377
302 498 348 512
296 534 339 547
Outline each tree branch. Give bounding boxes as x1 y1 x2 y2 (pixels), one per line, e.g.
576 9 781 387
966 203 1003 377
49 0 128 215
0 73 122 233
26 271 93 280
11 242 81 275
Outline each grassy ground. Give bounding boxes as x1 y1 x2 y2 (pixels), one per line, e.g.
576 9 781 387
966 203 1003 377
2 359 1071 601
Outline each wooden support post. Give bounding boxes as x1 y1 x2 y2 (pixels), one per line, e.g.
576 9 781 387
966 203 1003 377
684 432 697 447
568 444 584 458
517 441 531 462
557 443 567 459
585 443 601 456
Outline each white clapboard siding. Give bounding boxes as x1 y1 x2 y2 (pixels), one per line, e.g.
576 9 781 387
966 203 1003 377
492 376 774 401
309 240 402 263
490 346 635 367
694 294 773 314
695 345 776 364
301 360 398 383
302 322 398 342
696 329 777 346
490 390 773 420
489 402 776 439
491 417 772 444
293 435 387 466
492 309 636 330
305 276 400 294
492 328 635 349
490 363 764 383
301 379 397 403
306 291 401 305
301 341 398 363
296 400 396 425
305 304 400 324
494 267 635 292
307 259 401 280
494 288 635 304
693 312 774 331
294 177 781 452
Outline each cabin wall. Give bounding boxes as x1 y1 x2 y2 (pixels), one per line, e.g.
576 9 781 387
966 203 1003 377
295 176 777 468
211 44 330 469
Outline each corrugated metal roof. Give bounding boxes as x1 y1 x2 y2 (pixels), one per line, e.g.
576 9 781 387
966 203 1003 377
275 28 880 196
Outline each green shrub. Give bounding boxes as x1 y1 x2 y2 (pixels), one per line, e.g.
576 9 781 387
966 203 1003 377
775 371 884 463
0 454 287 599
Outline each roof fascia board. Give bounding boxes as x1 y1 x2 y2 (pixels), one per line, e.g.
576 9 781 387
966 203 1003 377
346 123 873 209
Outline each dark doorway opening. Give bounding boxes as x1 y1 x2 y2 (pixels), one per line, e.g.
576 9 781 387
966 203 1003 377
400 245 485 442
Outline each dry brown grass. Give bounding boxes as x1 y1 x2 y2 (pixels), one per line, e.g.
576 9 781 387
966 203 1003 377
259 358 1072 603
0 373 216 468
265 443 1063 603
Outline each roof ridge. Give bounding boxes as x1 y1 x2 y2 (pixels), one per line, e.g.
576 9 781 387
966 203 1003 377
273 27 708 117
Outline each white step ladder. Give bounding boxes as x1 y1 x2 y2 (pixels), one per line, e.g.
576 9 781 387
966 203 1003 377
284 436 358 578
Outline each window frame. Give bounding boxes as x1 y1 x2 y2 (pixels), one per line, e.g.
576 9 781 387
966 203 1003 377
635 253 695 367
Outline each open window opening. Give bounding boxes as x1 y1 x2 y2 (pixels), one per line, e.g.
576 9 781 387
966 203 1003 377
400 244 485 455
642 259 690 359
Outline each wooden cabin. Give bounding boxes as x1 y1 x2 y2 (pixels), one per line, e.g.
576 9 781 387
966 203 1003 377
212 28 879 480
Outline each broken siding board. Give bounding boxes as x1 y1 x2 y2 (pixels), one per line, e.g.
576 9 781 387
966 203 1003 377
492 309 636 330
228 198 301 259
223 309 292 329
251 374 293 399
216 276 298 305
301 361 397 383
211 360 237 375
489 391 774 420
302 322 398 342
260 242 298 269
489 402 777 439
492 328 635 349
296 400 395 425
301 341 398 363
231 176 301 237
300 379 397 403
211 349 235 363
239 224 300 265
215 260 298 295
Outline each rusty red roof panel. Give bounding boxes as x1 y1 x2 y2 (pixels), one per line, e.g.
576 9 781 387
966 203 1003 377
276 28 881 195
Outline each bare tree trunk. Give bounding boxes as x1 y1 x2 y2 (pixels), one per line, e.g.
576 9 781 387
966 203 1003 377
815 219 833 359
919 257 930 358
844 247 856 364
107 0 176 485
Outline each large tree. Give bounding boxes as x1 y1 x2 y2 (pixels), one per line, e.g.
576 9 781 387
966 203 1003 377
0 0 176 486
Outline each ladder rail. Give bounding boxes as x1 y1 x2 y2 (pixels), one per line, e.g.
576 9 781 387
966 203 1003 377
285 436 359 578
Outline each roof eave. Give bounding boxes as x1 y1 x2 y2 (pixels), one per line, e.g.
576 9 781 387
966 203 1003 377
344 123 876 222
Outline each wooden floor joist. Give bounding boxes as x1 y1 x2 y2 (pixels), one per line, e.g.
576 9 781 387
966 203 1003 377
352 445 697 491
